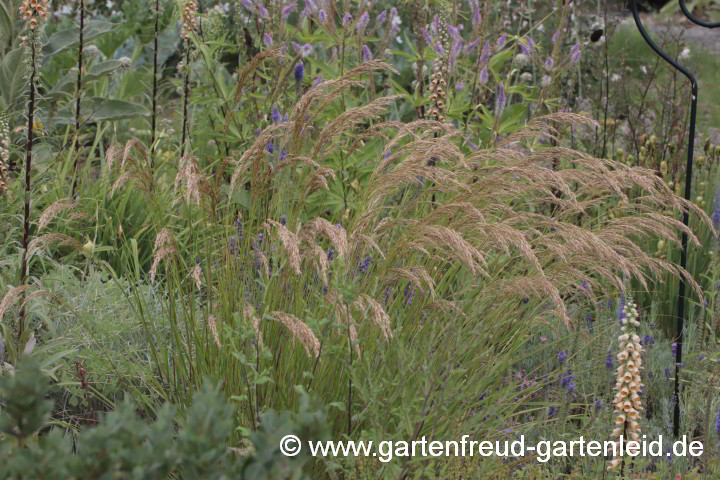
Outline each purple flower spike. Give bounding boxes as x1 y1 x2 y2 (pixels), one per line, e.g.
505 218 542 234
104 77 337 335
715 408 720 434
570 43 582 64
605 350 614 369
363 44 372 62
455 80 464 91
263 32 273 47
544 57 554 70
376 10 387 24
311 75 324 87
271 105 281 123
282 2 296 19
556 351 566 363
479 67 489 85
342 12 352 28
294 61 304 83
317 9 327 22
496 34 507 49
357 11 369 35
420 27 432 46
495 83 506 117
435 42 445 56
548 406 557 418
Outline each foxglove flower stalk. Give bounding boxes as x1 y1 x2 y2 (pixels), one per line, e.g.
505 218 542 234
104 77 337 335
0 116 9 196
608 297 645 470
19 0 50 29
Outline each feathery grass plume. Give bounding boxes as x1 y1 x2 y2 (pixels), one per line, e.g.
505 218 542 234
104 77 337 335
224 47 287 133
0 114 9 196
386 266 436 299
27 233 84 258
287 61 397 149
150 228 177 283
37 198 78 231
353 294 392 341
174 154 213 207
270 311 320 358
608 296 644 471
243 304 263 347
303 218 348 258
228 122 290 194
104 144 123 169
0 285 36 323
264 220 301 275
311 95 403 160
207 315 221 348
191 263 203 290
108 139 154 194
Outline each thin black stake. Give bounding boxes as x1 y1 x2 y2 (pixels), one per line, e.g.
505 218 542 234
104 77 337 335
629 0 718 439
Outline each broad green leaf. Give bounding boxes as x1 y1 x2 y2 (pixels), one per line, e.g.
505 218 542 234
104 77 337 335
54 97 149 124
43 21 118 58
0 47 29 108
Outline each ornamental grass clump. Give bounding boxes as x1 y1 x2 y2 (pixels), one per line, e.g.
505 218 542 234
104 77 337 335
608 296 645 471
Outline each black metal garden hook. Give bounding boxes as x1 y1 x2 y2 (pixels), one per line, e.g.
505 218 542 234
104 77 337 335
629 0 718 439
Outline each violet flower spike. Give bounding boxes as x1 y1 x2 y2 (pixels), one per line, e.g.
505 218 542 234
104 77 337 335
294 61 304 83
356 11 369 35
317 9 327 23
544 57 553 70
496 34 507 49
263 32 273 47
495 83 506 117
282 2 296 18
435 42 445 56
342 12 352 29
362 44 372 62
376 10 387 25
479 67 489 85
570 43 582 64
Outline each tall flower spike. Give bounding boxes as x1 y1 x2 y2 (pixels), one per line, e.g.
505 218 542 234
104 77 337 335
608 296 645 470
182 0 198 41
19 0 50 29
0 115 9 196
427 8 451 122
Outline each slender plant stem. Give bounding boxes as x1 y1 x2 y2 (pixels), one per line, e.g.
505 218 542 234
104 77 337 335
71 0 85 197
150 0 159 169
181 44 190 154
19 39 37 355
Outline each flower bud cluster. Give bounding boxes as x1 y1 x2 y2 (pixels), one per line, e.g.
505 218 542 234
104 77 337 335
182 0 198 41
19 0 50 29
427 13 450 122
608 297 644 470
0 116 9 196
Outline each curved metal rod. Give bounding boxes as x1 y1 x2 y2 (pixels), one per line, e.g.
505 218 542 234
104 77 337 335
629 0 699 440
679 0 720 28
